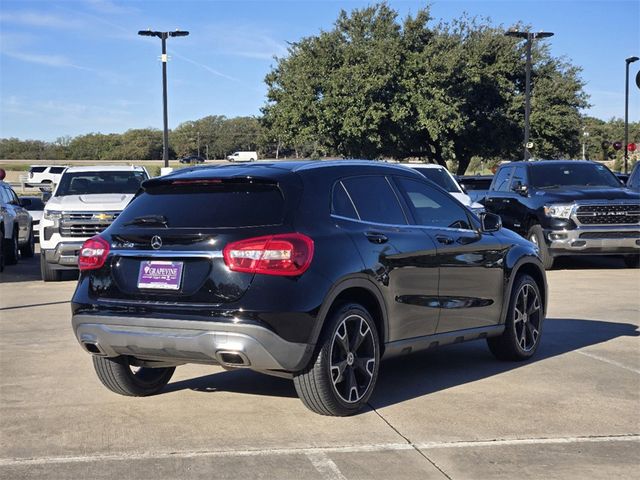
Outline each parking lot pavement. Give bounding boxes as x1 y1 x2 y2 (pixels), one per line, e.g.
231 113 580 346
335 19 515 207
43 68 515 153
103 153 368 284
1 254 638 479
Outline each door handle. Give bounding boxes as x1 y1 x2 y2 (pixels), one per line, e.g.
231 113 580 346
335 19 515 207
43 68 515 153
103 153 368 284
436 235 454 245
365 232 388 244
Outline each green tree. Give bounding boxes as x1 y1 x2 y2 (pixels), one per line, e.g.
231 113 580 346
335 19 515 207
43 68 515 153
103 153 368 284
262 3 589 173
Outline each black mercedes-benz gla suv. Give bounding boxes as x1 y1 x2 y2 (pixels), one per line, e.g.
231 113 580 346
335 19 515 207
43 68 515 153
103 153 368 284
72 161 547 416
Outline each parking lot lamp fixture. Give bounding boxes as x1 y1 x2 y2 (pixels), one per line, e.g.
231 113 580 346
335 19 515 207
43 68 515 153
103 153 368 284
138 29 190 169
625 56 639 173
505 30 554 161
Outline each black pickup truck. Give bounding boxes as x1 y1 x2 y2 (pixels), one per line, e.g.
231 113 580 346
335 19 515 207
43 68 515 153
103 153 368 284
483 160 640 269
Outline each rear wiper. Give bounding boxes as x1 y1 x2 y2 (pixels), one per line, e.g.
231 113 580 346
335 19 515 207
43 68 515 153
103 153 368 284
123 215 168 227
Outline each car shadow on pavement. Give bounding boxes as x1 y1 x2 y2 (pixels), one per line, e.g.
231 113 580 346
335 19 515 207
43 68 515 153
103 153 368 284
0 253 78 283
163 369 298 398
161 317 638 407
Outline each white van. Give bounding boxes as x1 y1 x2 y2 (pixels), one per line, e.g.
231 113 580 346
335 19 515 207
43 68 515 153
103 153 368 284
226 151 258 162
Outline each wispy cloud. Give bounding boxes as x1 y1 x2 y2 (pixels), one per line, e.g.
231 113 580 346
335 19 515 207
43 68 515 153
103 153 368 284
2 50 90 70
171 51 241 83
84 0 138 15
203 24 287 60
0 11 84 29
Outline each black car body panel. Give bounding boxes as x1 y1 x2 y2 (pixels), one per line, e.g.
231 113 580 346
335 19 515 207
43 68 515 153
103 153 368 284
72 161 546 376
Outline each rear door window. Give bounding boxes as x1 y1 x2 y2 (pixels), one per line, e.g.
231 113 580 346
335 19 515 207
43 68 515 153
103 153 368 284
30 167 46 173
331 182 358 219
115 183 285 229
49 167 66 174
341 176 406 225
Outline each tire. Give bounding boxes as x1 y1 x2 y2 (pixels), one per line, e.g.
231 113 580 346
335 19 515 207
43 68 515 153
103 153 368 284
527 224 554 270
4 228 19 265
40 254 62 282
487 274 544 361
19 226 35 258
623 255 640 268
293 303 380 416
249 158 255 162
92 356 175 397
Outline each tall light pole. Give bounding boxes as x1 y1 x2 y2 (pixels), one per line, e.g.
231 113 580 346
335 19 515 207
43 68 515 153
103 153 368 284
624 56 639 174
138 29 189 169
582 127 589 160
505 29 554 161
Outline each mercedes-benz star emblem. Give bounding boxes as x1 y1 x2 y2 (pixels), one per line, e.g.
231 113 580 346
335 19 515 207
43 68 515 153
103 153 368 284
150 235 162 250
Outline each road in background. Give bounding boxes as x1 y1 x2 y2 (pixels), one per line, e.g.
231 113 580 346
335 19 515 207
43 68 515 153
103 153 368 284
1 255 638 479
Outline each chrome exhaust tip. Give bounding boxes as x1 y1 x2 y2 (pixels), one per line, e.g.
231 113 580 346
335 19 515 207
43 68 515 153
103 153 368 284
216 350 250 367
82 341 106 356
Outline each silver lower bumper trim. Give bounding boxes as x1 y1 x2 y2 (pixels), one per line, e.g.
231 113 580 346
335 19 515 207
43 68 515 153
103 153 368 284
72 314 311 372
546 226 640 253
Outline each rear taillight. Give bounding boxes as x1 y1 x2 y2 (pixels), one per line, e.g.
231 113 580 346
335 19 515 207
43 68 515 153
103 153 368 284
223 233 314 276
78 236 110 271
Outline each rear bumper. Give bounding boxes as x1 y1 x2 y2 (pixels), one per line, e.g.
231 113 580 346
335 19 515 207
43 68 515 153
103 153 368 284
42 242 84 269
72 313 313 373
545 225 640 256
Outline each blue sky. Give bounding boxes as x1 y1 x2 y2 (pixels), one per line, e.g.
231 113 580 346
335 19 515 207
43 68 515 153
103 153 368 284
1 0 639 141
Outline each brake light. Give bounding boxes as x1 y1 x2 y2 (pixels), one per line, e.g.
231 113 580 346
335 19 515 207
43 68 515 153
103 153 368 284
223 233 314 276
78 236 110 271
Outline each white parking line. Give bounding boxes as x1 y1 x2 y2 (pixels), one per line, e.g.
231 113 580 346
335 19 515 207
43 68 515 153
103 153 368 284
306 451 348 480
576 350 640 375
0 435 637 467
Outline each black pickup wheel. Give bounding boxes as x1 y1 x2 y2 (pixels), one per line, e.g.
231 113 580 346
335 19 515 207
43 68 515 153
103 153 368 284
527 224 554 270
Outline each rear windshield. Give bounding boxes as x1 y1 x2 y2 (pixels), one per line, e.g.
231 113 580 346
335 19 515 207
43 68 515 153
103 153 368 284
114 184 285 228
529 163 621 189
55 171 147 196
412 167 460 193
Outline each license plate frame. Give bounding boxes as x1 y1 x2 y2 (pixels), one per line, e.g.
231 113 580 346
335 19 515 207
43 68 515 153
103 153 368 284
137 260 184 290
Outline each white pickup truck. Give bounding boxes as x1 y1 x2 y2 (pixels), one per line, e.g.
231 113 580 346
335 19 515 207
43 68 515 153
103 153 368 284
39 166 149 281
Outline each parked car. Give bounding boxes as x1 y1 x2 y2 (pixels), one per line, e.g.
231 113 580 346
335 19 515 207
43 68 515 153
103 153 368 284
401 164 485 215
456 175 494 203
71 160 547 416
627 162 640 191
39 166 149 281
26 165 67 187
19 196 45 241
179 155 205 164
483 160 640 269
0 181 35 266
226 151 258 162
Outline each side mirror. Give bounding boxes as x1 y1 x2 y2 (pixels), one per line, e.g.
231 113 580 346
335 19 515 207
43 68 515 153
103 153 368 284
512 180 528 196
42 192 52 202
480 212 502 232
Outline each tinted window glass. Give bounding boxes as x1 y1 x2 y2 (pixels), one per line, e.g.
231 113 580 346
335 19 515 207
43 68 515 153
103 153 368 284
396 177 472 230
412 167 460 192
30 167 46 173
342 176 406 225
49 167 66 174
114 185 285 229
332 182 358 219
510 166 528 188
492 167 513 192
529 163 621 188
459 177 493 190
56 171 148 196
